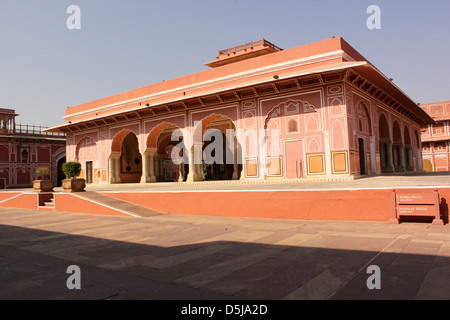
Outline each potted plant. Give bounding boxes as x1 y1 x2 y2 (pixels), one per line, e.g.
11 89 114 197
33 167 54 192
61 161 86 192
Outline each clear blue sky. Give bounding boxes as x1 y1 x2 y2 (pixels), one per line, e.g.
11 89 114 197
1 0 449 127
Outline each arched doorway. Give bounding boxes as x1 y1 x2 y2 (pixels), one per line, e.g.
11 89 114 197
355 101 373 175
57 156 66 187
190 114 241 181
75 136 98 183
379 113 393 173
144 123 186 183
109 130 142 184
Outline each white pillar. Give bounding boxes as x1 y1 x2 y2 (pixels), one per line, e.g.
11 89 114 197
178 163 184 182
149 150 157 182
186 146 196 182
140 152 149 183
113 155 121 183
109 156 116 184
186 144 204 182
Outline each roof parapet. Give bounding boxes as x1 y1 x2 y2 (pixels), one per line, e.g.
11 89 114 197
205 39 283 68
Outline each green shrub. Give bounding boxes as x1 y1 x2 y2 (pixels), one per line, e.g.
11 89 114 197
36 167 50 179
62 162 82 179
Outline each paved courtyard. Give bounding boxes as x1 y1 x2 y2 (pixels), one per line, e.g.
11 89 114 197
0 206 449 300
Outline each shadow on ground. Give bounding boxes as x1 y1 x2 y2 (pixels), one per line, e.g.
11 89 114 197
0 222 449 300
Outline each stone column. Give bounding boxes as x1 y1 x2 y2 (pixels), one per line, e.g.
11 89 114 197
112 155 121 183
398 145 406 172
178 163 184 182
108 155 116 184
380 141 386 171
140 152 149 184
159 156 165 181
186 145 204 182
148 150 157 182
385 141 394 173
406 146 414 171
392 145 398 172
370 136 377 174
417 148 423 171
186 146 196 182
154 155 160 181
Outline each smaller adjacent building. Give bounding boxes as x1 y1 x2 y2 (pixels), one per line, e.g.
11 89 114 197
420 100 450 172
0 108 66 189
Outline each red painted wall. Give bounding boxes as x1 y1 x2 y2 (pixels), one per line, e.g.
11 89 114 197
0 193 38 210
100 187 450 222
54 193 131 217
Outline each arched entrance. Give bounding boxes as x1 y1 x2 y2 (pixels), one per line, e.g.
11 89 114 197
190 114 241 181
57 156 66 187
144 122 186 183
109 130 142 184
75 136 98 183
355 101 374 175
379 113 393 173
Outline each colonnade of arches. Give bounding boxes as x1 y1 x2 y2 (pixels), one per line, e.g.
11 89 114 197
108 115 242 184
378 113 419 173
103 109 421 184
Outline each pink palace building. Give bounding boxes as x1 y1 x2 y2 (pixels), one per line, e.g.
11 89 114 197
47 37 434 185
420 100 450 172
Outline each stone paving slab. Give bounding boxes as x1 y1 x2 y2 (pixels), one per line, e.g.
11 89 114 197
0 207 449 300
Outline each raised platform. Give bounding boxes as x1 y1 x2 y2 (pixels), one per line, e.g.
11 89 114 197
1 173 450 223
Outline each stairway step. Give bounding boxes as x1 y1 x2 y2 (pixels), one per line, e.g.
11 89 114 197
38 206 54 211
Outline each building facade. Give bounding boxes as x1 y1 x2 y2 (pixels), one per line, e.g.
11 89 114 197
48 38 434 185
420 100 450 172
0 108 66 189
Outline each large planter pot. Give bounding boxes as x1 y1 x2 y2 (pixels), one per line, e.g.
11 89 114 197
62 178 86 193
33 180 55 193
